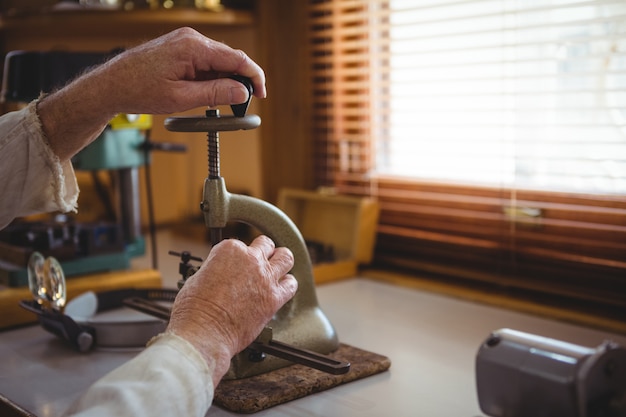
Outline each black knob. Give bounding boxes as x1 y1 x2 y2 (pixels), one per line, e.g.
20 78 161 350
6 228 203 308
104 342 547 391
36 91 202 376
228 75 253 117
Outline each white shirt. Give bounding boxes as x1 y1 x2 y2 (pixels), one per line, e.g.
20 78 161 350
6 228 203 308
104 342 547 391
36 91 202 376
0 101 78 230
64 333 215 417
0 102 215 417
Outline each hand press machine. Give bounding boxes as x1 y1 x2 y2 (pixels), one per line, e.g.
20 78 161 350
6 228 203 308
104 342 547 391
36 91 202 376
125 75 391 412
162 76 346 380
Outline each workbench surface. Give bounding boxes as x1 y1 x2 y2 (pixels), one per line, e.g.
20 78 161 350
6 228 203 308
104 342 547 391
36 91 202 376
1 277 625 417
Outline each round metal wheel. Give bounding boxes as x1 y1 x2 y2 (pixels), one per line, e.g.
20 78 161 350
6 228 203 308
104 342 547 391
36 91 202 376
165 114 261 132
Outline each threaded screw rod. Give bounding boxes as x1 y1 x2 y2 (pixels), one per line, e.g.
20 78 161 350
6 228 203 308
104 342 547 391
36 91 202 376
206 109 220 179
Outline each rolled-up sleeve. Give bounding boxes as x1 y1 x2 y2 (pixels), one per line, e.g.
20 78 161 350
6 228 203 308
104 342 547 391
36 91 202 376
63 333 215 417
0 100 78 229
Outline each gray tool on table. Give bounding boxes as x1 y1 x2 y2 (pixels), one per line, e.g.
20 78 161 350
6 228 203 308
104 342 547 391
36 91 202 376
476 328 626 417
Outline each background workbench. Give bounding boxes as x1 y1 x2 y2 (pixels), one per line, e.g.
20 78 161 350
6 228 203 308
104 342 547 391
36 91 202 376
2 274 625 417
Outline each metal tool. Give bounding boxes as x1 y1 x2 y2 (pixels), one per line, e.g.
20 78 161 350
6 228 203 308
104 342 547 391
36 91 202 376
249 327 349 375
167 250 202 288
123 295 349 376
476 328 626 417
22 255 175 351
163 78 343 379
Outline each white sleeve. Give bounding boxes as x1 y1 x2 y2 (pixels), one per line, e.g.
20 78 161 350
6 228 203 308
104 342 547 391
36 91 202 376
0 100 78 230
62 332 216 417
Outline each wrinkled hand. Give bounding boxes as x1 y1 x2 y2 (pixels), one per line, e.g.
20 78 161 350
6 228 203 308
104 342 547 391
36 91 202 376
95 26 266 115
166 235 297 384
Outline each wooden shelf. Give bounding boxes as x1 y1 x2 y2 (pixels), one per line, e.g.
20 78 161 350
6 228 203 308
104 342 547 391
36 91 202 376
0 8 253 37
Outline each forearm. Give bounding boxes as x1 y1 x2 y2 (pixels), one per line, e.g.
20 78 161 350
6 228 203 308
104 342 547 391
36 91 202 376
36 64 116 162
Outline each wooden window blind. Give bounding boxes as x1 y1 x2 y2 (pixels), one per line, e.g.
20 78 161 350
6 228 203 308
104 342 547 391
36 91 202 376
306 0 626 322
308 0 376 193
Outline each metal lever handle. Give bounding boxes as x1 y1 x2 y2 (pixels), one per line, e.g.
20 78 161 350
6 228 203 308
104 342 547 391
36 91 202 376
124 299 350 375
124 297 171 320
249 327 350 375
249 339 350 375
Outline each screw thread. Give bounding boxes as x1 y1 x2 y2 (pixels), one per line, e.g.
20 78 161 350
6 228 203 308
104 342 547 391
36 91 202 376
206 109 220 179
207 131 220 179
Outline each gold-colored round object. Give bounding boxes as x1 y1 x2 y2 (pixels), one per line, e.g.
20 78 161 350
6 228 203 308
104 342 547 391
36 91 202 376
27 252 46 303
43 256 67 312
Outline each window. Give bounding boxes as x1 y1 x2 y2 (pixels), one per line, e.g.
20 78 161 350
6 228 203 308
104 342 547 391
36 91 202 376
382 0 626 195
307 0 626 322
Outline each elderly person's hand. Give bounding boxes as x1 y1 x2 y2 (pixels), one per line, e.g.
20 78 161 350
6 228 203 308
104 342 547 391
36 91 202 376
167 235 298 386
37 27 265 161
87 26 266 115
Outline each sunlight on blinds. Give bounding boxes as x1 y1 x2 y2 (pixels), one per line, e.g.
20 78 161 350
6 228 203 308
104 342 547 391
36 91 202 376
378 0 626 194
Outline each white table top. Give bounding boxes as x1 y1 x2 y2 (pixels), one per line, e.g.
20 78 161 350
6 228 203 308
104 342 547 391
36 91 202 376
1 277 625 417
